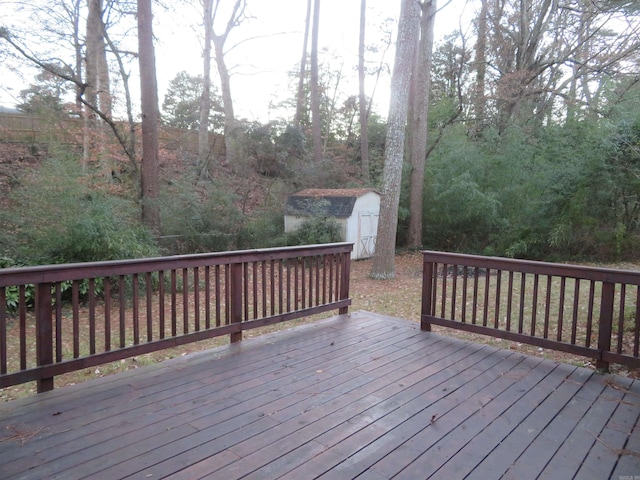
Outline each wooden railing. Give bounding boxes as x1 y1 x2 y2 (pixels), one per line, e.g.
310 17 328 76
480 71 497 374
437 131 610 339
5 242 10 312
0 243 352 392
421 250 640 372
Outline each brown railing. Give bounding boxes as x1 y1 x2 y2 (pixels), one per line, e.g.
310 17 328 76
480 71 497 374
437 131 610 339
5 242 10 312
0 243 352 393
421 250 640 371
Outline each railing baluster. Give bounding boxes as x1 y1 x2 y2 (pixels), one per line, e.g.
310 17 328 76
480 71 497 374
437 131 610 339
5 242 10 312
472 267 479 325
55 283 62 362
543 276 552 339
203 267 210 330
518 273 526 334
451 265 458 321
440 263 448 319
171 269 177 336
104 278 111 351
617 284 626 354
230 262 242 343
461 267 468 322
494 270 502 329
586 280 595 348
146 272 153 341
506 271 514 331
0 287 6 374
193 267 200 333
557 277 566 342
251 262 258 320
19 285 26 369
278 260 284 314
531 274 539 337
35 282 53 392
132 274 140 345
215 265 221 327
271 260 276 316
571 279 580 345
72 281 80 357
182 268 189 334
482 269 490 327
262 260 267 317
89 278 96 354
159 271 166 338
634 286 640 357
119 276 126 348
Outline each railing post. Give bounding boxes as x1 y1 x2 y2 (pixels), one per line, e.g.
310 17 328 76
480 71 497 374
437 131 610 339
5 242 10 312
596 281 614 372
421 257 434 332
36 282 54 392
230 262 243 343
339 252 351 315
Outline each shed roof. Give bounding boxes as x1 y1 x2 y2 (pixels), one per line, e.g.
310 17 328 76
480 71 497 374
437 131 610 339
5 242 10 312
285 188 379 218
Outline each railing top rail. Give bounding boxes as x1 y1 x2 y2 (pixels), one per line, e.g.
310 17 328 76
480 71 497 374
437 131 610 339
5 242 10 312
422 250 640 284
0 242 354 286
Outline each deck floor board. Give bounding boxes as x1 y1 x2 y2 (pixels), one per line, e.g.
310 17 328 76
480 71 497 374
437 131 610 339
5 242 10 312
1 311 639 479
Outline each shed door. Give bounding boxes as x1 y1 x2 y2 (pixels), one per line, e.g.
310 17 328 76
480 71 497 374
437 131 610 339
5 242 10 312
358 211 378 259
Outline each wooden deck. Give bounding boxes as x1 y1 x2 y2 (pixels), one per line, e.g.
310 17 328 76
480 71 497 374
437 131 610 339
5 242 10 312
1 311 639 479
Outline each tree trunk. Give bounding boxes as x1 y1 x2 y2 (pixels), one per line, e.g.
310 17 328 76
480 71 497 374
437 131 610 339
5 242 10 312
137 0 160 232
358 0 370 183
295 0 312 126
472 0 487 136
370 0 421 279
310 0 323 162
407 0 436 250
210 0 245 167
199 0 213 176
85 0 112 179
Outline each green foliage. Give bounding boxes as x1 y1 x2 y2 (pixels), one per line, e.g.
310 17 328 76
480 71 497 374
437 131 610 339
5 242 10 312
240 121 306 178
286 200 343 246
236 208 287 249
159 177 243 254
287 215 343 246
17 68 74 116
162 71 224 131
1 154 157 265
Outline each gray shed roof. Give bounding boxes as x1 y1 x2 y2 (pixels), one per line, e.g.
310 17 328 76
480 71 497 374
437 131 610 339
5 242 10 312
285 188 378 218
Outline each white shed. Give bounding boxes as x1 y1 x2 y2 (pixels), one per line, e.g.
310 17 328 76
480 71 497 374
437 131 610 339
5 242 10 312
284 188 380 260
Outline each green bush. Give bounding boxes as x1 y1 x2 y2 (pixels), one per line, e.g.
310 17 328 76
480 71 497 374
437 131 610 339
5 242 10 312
159 178 243 254
287 215 343 246
2 155 157 265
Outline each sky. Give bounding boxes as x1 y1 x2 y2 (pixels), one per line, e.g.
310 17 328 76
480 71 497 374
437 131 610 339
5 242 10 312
0 0 473 121
153 0 472 121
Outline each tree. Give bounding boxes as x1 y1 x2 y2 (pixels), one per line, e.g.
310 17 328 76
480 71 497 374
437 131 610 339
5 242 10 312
370 0 421 279
406 0 437 249
358 0 370 183
137 0 160 231
310 0 323 162
85 0 112 178
163 71 223 131
199 0 215 171
0 1 140 175
207 0 248 166
295 0 313 126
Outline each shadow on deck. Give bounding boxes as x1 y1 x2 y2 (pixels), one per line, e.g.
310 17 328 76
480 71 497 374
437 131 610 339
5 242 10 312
1 311 639 479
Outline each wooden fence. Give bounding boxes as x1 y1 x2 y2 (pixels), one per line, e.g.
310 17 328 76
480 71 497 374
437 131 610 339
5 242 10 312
0 112 225 156
421 250 640 371
0 243 352 393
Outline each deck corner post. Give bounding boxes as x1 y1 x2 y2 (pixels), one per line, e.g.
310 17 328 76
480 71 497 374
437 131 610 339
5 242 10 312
230 262 243 343
36 282 54 392
339 251 351 315
596 281 614 372
421 256 434 332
